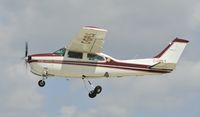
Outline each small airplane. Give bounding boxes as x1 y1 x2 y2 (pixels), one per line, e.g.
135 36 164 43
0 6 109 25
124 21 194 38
24 26 189 98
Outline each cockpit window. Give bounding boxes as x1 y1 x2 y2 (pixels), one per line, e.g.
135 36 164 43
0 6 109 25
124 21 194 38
87 53 105 61
53 48 66 56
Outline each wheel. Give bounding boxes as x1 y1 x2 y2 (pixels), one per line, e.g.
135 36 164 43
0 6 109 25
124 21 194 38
38 80 45 87
88 90 96 98
94 85 102 94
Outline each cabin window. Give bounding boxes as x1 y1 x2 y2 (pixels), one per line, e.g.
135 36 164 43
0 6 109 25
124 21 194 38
68 51 83 59
87 53 105 61
53 48 66 56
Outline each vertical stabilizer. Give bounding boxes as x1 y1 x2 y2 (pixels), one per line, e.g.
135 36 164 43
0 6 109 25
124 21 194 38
152 38 189 70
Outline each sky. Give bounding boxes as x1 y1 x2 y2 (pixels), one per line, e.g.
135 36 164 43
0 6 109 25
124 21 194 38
0 0 200 117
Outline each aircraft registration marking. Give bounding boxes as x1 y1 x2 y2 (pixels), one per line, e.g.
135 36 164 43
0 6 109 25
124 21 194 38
81 33 96 44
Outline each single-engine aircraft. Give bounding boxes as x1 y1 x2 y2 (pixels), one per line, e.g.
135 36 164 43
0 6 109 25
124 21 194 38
24 26 189 98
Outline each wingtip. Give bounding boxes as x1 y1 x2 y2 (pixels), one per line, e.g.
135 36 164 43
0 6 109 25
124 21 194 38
173 37 189 43
84 26 100 29
83 26 107 32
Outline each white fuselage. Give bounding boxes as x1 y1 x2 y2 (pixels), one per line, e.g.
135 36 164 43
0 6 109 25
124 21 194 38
28 52 171 79
27 38 190 79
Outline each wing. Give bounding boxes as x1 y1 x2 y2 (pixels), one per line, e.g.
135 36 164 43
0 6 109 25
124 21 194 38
67 26 107 53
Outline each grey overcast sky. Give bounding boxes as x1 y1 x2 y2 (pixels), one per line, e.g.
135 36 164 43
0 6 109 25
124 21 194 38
0 0 200 117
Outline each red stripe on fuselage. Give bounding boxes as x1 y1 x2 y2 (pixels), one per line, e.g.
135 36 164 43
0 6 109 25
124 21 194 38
31 53 61 57
29 59 172 74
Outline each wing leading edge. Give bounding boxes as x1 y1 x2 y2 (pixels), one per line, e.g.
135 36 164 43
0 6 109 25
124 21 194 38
67 26 107 53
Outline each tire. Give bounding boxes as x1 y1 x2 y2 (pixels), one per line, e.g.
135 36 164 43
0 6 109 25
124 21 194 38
88 90 96 98
38 80 45 87
94 85 102 94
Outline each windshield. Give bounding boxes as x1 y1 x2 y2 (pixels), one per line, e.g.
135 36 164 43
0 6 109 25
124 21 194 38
53 48 66 56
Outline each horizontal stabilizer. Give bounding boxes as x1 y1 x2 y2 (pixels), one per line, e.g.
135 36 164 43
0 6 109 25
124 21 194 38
149 62 176 70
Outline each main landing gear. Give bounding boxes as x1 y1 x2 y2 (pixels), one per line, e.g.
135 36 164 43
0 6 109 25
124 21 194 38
88 85 102 98
82 75 102 98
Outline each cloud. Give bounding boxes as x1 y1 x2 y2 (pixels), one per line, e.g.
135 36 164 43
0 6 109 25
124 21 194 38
0 63 47 117
57 105 97 117
57 105 129 117
0 0 198 57
58 106 77 117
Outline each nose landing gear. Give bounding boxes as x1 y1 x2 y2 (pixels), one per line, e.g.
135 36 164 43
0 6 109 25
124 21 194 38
38 80 45 87
38 67 48 87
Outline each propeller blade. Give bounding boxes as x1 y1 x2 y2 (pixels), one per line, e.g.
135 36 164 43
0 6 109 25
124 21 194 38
24 61 28 69
25 41 28 57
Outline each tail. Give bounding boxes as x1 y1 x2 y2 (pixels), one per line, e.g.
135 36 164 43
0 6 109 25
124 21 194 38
151 38 189 70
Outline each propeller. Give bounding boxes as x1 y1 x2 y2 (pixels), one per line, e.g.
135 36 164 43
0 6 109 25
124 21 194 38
24 41 29 69
22 41 32 73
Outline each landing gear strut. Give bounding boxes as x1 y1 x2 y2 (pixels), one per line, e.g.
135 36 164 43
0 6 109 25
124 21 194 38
82 75 102 98
38 67 48 87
